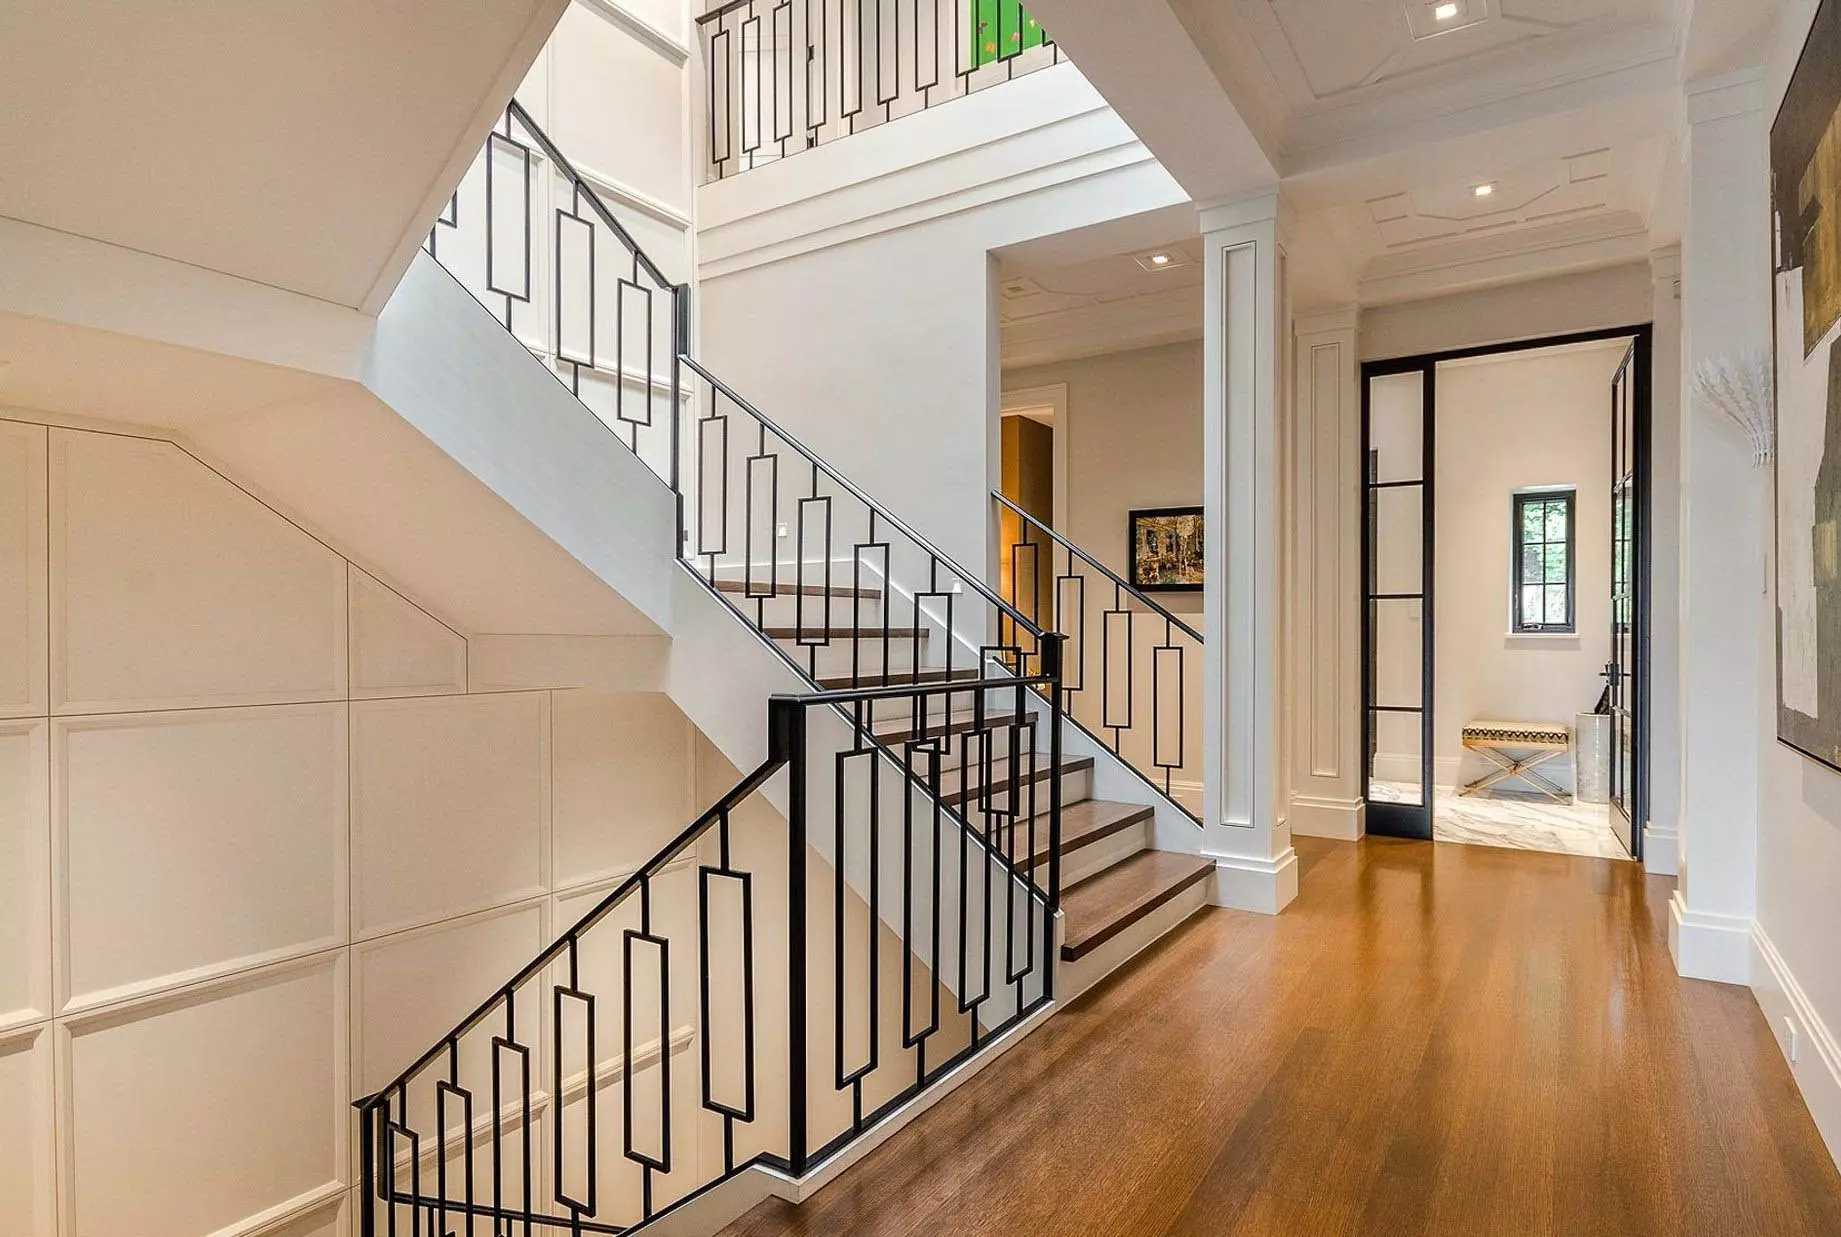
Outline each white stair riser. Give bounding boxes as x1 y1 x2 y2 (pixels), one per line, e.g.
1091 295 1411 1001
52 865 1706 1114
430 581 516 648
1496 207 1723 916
1055 820 1151 888
1060 880 1209 1001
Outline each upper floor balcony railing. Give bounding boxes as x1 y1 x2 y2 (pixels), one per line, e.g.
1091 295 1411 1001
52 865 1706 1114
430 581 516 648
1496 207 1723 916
697 0 1061 183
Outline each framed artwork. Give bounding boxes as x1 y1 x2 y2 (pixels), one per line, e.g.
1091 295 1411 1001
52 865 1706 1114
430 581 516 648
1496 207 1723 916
1128 506 1204 591
1772 0 1841 771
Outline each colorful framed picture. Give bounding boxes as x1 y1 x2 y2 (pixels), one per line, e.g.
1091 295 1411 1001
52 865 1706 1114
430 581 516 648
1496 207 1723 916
1772 0 1841 772
1128 506 1204 591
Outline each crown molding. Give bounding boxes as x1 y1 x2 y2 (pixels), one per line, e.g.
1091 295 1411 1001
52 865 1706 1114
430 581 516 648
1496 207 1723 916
1684 67 1766 124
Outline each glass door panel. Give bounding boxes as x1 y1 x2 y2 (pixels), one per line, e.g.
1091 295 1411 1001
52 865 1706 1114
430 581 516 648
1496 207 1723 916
1364 366 1434 839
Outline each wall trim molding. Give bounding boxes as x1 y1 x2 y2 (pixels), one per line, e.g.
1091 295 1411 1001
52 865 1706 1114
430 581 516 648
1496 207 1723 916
575 0 690 64
1641 822 1678 876
1289 794 1365 841
1206 847 1300 915
1668 891 1752 984
1751 923 1841 1165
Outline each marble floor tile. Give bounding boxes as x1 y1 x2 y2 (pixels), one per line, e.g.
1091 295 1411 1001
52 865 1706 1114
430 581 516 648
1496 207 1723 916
1367 781 1631 861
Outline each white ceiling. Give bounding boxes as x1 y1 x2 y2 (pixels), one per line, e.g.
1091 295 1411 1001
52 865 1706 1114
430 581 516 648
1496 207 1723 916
1027 0 1712 309
0 0 565 310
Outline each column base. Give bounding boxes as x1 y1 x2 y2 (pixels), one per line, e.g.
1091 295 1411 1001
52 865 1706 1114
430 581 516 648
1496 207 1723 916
1206 847 1299 914
1289 794 1364 840
1668 890 1752 984
1642 822 1678 876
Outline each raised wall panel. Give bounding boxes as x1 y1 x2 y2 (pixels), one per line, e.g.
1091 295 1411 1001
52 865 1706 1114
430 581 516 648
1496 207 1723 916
351 693 548 938
552 691 690 888
62 956 345 1237
0 722 49 1031
0 420 47 720
348 566 467 699
49 430 346 713
0 1028 53 1237
351 902 546 1098
56 704 347 1012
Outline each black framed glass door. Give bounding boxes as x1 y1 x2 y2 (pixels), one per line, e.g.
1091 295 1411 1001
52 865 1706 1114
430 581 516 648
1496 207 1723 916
1606 338 1648 859
1362 362 1436 840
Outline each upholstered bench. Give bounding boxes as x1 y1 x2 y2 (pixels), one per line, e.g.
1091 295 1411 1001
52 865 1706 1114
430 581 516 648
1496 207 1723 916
1459 720 1572 802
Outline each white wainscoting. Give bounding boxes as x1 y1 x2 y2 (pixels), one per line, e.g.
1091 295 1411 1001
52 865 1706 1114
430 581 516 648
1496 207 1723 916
2 410 699 1237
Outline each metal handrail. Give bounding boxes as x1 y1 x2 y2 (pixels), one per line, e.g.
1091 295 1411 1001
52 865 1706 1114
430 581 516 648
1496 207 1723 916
683 354 1052 644
992 491 1203 643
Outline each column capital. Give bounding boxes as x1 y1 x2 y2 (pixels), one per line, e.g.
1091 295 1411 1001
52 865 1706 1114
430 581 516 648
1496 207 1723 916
1294 305 1359 336
1685 67 1766 126
1196 189 1295 246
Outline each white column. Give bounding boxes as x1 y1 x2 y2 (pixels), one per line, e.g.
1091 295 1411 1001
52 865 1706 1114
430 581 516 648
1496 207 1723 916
1287 307 1365 841
1646 246 1683 876
1200 192 1299 913
1672 71 1771 981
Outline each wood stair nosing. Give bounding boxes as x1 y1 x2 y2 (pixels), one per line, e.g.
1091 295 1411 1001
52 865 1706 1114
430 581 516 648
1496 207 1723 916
715 579 882 600
762 625 928 640
1059 850 1214 962
872 711 1037 745
1000 800 1155 869
938 755 1094 808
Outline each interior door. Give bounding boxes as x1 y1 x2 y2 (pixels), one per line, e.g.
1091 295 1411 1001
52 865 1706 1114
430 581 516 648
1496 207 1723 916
1606 340 1644 859
1362 362 1436 841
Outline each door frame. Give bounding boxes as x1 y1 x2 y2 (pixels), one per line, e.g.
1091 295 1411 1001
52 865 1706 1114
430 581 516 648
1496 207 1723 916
1358 324 1654 857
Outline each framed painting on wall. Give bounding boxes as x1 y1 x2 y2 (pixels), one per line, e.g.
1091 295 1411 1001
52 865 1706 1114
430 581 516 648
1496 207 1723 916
1129 506 1204 591
1773 0 1841 772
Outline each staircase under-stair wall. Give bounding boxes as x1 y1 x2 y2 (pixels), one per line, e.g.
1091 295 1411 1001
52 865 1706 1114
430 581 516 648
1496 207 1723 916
348 96 1217 1234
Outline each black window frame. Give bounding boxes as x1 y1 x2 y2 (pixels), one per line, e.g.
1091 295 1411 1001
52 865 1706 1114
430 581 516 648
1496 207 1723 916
1511 489 1576 634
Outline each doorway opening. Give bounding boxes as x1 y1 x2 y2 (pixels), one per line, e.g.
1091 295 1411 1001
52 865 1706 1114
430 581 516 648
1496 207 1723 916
1361 327 1652 861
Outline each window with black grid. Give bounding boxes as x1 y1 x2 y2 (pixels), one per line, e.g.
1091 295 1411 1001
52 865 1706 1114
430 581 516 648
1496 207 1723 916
1512 490 1575 633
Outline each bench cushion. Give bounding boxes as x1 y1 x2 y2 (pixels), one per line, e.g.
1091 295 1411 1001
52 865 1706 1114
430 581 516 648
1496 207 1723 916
1461 720 1571 749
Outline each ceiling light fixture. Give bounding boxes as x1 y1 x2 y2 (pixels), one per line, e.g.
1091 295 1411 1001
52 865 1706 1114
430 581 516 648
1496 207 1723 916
1148 253 1172 266
1134 249 1189 272
1473 182 1495 198
1433 2 1460 20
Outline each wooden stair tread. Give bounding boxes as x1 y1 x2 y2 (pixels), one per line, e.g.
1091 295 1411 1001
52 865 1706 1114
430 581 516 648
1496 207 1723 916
1004 800 1154 868
716 579 881 599
938 754 1093 805
818 668 982 690
763 625 927 639
1060 850 1213 961
873 712 1035 744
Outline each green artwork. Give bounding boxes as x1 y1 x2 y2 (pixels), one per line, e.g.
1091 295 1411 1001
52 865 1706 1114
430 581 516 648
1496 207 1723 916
972 0 1046 68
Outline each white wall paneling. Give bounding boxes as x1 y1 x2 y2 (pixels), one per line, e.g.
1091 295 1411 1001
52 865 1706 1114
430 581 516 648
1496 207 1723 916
0 411 701 1237
57 955 348 1237
348 565 467 698
48 428 347 714
0 420 47 720
0 722 50 1033
0 1027 54 1237
55 703 348 1014
351 692 550 939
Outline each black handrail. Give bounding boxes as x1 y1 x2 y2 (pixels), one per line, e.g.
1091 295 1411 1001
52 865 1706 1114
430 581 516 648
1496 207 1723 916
683 354 1049 645
992 491 1202 641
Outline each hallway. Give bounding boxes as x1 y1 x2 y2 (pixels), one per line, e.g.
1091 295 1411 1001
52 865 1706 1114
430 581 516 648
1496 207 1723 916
719 838 1841 1236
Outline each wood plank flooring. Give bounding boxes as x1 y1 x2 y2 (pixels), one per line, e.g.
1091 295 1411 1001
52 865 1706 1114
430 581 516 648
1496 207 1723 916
718 837 1841 1236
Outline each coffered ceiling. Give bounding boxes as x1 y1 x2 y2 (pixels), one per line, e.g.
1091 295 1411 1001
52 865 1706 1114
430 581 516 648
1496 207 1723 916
998 236 1204 369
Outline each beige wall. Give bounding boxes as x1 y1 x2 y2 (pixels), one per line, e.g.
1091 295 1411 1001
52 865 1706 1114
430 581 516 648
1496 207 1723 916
0 412 707 1237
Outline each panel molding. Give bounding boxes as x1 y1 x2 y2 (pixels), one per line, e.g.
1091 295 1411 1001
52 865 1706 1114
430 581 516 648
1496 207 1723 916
0 720 51 1033
0 420 47 720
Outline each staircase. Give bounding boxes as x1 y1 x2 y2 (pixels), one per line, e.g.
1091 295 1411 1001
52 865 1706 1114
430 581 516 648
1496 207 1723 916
355 98 1214 1236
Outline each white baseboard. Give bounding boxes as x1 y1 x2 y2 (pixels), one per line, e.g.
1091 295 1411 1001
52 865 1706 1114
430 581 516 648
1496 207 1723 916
1289 793 1364 840
1668 891 1752 984
1642 822 1678 876
1207 847 1299 914
1750 925 1841 1169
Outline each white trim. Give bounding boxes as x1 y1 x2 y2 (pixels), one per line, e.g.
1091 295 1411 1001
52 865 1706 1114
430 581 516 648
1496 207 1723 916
1668 891 1752 984
1000 382 1069 533
1641 821 1678 876
1750 924 1841 1167
1289 793 1364 840
1206 847 1300 915
572 158 695 232
576 0 690 64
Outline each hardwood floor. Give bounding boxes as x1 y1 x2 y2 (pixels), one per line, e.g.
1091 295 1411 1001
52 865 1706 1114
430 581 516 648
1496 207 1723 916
718 837 1841 1236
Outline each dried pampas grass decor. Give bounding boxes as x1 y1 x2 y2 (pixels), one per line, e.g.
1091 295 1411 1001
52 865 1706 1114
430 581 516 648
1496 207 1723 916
1691 349 1775 466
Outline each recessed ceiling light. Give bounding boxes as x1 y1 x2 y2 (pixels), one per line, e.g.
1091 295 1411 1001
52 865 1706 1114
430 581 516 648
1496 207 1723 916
1149 253 1171 266
1134 250 1189 272
1473 182 1495 198
1433 2 1460 20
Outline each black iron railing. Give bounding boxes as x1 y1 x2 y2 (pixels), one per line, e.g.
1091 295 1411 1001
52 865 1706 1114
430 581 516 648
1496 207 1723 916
356 676 1061 1236
696 0 1062 183
993 492 1203 823
378 96 1074 1237
423 99 688 486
